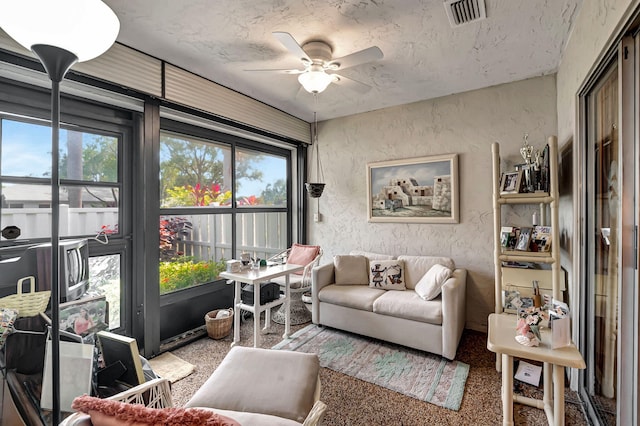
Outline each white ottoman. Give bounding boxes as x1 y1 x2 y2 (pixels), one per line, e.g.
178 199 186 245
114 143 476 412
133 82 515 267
185 346 321 423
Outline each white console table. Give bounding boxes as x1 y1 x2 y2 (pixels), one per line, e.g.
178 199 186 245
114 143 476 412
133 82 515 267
220 263 304 348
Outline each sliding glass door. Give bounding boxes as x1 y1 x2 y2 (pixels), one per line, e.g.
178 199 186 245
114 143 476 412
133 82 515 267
580 35 638 425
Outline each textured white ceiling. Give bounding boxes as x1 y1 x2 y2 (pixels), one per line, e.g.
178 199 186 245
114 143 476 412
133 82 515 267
103 0 582 122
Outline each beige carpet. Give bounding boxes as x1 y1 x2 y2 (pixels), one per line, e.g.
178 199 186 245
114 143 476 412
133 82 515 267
148 351 195 383
169 316 589 425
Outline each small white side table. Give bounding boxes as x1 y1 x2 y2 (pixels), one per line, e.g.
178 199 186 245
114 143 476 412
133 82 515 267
220 263 304 348
487 313 586 426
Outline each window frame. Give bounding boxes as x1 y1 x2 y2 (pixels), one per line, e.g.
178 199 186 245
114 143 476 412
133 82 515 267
157 117 293 297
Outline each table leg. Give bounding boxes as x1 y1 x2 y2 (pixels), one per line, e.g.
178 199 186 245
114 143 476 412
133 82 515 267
283 274 291 339
254 289 261 347
501 353 514 426
231 280 241 347
543 362 553 422
262 307 271 334
553 364 565 426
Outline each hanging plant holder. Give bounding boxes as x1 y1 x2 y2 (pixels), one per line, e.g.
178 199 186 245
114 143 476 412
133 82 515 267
305 182 325 198
306 109 325 198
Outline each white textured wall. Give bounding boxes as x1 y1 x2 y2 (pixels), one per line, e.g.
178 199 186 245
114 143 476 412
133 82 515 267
309 75 557 332
557 0 636 142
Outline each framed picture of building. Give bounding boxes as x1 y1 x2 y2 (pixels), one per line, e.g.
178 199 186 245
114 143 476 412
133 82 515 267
367 153 459 223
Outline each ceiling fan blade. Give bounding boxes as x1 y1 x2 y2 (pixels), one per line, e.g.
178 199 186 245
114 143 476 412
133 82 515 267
327 46 383 70
273 31 311 64
244 68 305 74
331 74 372 94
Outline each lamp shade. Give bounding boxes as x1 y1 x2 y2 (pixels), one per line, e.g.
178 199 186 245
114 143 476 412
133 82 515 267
298 69 334 94
0 0 120 62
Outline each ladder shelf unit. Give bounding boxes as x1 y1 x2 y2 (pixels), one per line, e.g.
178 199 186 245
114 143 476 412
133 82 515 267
491 136 560 371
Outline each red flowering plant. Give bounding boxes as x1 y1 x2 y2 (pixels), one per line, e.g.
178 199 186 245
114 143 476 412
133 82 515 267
237 195 260 206
190 183 231 206
159 217 192 261
163 183 231 207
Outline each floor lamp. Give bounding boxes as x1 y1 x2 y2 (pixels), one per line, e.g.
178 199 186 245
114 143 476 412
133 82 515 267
0 1 119 423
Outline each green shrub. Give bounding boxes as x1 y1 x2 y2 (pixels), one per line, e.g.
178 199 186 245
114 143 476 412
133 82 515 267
159 257 226 294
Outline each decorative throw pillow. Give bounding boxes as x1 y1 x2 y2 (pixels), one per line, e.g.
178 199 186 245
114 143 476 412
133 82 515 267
0 307 18 348
369 260 406 290
287 243 320 275
415 264 452 300
72 395 240 426
334 255 369 285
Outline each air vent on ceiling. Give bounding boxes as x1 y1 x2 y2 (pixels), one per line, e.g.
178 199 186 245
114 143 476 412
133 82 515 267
444 0 487 27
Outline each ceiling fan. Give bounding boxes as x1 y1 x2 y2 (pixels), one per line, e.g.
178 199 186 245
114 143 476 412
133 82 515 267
248 32 383 94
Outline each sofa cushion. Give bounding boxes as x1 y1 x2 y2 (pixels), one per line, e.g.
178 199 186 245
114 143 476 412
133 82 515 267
318 284 385 311
334 255 368 285
415 264 452 301
372 290 443 325
397 255 455 289
368 259 405 291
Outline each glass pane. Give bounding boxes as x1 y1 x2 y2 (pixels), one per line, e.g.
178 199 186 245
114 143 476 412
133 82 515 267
235 149 287 207
88 254 121 329
59 129 118 183
159 131 232 208
61 185 119 237
0 119 119 182
0 183 118 240
159 214 231 294
586 63 618 425
1 119 51 178
235 212 288 260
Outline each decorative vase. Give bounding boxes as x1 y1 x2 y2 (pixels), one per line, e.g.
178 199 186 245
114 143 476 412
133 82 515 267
305 182 325 198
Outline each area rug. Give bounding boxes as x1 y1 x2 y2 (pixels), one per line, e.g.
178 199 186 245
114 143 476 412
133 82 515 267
148 352 195 384
273 324 469 411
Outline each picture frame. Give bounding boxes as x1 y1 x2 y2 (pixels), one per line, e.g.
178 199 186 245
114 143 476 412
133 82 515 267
97 330 145 387
500 170 523 194
59 295 108 338
515 227 533 251
367 153 459 224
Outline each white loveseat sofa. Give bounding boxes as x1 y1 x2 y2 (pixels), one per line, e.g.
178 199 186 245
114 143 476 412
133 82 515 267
311 251 467 360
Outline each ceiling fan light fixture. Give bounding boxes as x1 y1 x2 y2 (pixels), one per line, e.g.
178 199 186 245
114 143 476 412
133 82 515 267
298 70 334 93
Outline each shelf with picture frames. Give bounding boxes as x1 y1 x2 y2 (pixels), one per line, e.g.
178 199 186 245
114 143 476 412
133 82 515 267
491 135 562 372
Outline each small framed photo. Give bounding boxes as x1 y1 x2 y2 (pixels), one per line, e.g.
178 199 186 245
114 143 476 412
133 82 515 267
500 170 523 194
515 227 533 251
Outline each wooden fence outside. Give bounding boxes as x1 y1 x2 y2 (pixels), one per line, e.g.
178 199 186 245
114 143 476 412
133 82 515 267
2 208 287 261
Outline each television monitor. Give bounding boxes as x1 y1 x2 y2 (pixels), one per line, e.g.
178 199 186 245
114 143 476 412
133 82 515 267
0 238 90 303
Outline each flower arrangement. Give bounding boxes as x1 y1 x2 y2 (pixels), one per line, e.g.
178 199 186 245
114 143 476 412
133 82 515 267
516 305 549 347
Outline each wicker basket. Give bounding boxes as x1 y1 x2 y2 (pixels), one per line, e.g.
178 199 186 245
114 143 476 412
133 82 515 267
0 276 51 318
205 308 233 339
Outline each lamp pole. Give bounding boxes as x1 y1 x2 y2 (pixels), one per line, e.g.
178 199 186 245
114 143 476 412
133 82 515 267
0 2 119 424
31 44 78 424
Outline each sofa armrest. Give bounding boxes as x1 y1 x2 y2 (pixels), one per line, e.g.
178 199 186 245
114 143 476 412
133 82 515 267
311 263 335 323
440 268 467 360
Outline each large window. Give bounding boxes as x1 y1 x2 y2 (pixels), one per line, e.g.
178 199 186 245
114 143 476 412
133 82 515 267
158 128 290 294
0 117 120 239
0 113 127 332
